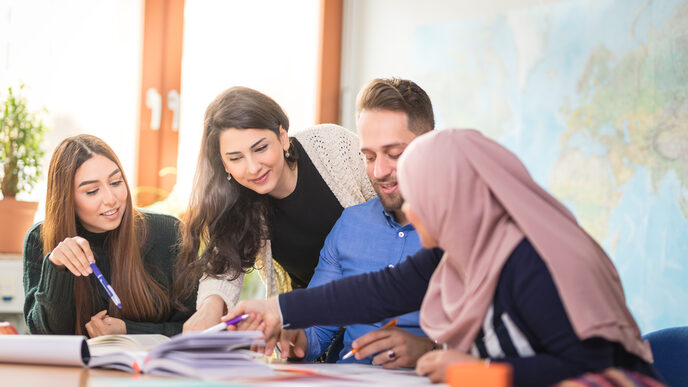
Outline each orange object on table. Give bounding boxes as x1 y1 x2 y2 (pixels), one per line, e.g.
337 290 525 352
446 361 512 387
0 321 18 334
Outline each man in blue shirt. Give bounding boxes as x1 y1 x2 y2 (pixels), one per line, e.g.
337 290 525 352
284 78 437 368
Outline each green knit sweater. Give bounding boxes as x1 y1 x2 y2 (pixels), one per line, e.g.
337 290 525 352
22 211 196 336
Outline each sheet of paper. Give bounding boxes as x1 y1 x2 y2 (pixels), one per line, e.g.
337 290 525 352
268 363 435 385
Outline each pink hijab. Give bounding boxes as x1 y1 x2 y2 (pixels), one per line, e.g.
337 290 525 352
397 129 652 362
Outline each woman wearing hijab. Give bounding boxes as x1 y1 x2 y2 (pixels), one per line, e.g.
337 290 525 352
225 129 662 386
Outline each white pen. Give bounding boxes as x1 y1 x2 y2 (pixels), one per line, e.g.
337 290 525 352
202 314 250 333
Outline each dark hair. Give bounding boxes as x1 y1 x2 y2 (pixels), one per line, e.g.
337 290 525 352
44 134 171 334
174 87 297 300
356 78 435 134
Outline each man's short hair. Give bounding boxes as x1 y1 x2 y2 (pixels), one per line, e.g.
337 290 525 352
355 78 435 135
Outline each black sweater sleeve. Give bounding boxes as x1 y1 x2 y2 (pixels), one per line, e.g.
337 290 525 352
494 240 657 386
280 248 442 329
23 223 78 334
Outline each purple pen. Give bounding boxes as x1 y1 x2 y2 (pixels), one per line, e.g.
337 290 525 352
202 314 250 333
89 262 123 309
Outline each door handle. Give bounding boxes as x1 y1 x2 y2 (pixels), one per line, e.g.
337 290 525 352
145 88 162 130
167 89 180 131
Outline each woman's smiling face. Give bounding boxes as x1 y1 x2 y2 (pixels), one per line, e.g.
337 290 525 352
73 154 128 233
218 126 292 197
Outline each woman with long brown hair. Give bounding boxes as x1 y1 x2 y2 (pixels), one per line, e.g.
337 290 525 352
176 86 375 331
23 134 196 337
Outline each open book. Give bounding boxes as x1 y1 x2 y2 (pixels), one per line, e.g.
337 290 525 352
0 331 272 380
87 333 170 372
88 331 273 379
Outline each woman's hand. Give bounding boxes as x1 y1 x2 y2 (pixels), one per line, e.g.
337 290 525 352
416 349 480 383
279 329 308 359
183 295 226 332
230 314 267 353
48 236 95 276
352 327 434 368
85 310 126 338
224 296 282 356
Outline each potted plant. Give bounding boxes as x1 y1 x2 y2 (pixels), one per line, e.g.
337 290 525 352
0 85 49 254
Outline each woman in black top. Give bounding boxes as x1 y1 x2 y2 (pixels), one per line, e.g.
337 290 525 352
176 86 374 332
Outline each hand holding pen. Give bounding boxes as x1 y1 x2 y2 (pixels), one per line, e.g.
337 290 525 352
346 318 435 368
202 313 251 333
49 236 123 310
222 313 290 357
222 296 283 356
343 318 398 360
48 236 96 276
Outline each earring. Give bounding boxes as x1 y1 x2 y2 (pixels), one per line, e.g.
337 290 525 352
284 150 290 158
227 173 232 181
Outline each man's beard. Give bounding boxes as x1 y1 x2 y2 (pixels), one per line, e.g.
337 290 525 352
373 182 404 212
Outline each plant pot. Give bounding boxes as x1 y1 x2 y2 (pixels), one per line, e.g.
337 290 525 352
0 198 39 254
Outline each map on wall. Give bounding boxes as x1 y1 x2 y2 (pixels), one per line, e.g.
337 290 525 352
414 0 688 333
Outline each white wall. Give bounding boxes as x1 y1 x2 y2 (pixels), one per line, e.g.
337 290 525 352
339 0 688 334
339 0 564 129
0 0 142 221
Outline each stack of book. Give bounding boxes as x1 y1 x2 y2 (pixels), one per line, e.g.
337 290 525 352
88 331 273 379
0 331 273 380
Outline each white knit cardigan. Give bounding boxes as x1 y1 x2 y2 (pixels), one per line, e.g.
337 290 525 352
196 124 376 309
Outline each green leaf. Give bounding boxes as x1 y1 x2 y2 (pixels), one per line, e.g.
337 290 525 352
0 85 50 198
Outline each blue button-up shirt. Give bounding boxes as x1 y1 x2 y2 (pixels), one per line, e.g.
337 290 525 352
304 197 426 363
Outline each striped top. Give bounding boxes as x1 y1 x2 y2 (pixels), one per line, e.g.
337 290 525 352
471 303 535 359
467 239 659 386
281 240 660 386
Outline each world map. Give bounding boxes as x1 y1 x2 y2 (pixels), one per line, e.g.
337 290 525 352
414 0 688 333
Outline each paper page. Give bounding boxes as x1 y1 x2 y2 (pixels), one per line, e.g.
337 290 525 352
271 363 434 385
147 331 264 358
162 349 262 361
140 331 272 380
144 357 274 380
87 334 170 356
0 335 88 367
93 379 241 387
87 350 147 373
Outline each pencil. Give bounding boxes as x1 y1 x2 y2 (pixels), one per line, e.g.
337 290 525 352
342 318 398 360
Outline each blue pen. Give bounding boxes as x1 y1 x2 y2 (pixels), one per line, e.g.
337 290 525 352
89 262 122 309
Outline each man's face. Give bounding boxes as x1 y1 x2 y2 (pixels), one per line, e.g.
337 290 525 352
357 109 417 212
